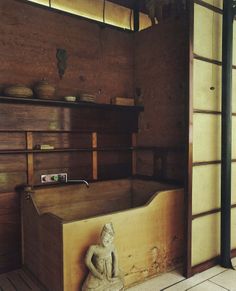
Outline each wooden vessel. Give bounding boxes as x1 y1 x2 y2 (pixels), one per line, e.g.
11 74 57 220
21 179 184 291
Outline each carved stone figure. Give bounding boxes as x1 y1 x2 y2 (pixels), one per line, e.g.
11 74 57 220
82 223 124 291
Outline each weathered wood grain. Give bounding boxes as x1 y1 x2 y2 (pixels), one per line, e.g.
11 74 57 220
33 132 92 149
0 103 139 133
21 180 184 291
0 192 21 274
134 18 188 181
0 0 134 102
0 133 26 150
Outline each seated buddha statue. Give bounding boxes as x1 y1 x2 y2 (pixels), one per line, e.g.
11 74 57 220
82 223 124 291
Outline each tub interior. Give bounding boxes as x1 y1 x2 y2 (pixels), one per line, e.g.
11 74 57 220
32 179 179 222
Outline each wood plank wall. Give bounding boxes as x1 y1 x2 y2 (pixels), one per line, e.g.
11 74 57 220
191 0 236 273
0 0 135 273
134 18 188 182
0 0 134 103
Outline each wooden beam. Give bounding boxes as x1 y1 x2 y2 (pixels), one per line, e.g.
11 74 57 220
92 132 98 180
132 133 137 175
26 132 34 185
133 0 140 32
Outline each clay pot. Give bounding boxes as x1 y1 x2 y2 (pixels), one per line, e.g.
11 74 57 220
4 84 33 98
34 79 55 99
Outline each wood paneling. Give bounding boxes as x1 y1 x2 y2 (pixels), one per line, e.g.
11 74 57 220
98 152 132 179
22 182 184 290
0 0 139 275
0 155 26 173
0 0 134 103
134 18 188 182
0 172 27 193
33 152 92 184
0 133 26 150
0 269 43 291
33 132 92 149
0 104 139 133
0 192 21 273
97 133 132 147
135 19 187 148
63 188 184 290
34 152 92 170
34 179 132 221
22 192 63 291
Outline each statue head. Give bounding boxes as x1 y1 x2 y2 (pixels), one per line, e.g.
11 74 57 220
101 223 115 247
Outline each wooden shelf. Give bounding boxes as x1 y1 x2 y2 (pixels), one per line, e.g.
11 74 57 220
0 147 135 154
0 146 185 155
0 96 144 112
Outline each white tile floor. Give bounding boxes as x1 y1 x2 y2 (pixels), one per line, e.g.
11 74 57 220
127 258 236 291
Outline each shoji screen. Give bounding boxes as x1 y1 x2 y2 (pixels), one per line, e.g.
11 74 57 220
191 0 236 270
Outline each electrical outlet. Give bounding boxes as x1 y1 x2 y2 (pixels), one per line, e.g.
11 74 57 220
41 173 67 184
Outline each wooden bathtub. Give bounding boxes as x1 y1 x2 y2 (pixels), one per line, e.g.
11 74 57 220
21 179 184 291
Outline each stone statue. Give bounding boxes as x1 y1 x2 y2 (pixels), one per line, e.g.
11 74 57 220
82 223 124 291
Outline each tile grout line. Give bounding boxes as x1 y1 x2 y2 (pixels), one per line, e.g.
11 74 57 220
186 269 229 291
208 279 230 291
160 278 186 290
186 279 230 291
162 268 228 290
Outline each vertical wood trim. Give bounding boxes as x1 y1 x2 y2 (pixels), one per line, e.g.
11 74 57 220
132 133 137 175
92 132 98 180
185 0 194 278
133 0 140 32
26 132 34 185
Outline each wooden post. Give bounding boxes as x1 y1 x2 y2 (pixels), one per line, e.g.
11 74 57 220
133 0 140 32
132 133 137 175
220 0 234 269
26 132 34 185
92 132 98 180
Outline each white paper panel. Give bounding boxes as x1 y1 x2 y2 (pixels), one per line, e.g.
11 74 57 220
192 164 220 215
192 208 236 267
192 213 220 266
193 163 236 215
193 114 221 162
233 22 236 66
194 4 222 61
193 59 221 111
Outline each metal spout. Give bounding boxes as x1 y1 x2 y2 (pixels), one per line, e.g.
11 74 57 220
67 179 89 188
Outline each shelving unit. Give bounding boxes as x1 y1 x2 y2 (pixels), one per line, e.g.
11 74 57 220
0 96 144 112
0 96 144 186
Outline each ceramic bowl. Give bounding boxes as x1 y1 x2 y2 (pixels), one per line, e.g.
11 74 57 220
64 96 76 102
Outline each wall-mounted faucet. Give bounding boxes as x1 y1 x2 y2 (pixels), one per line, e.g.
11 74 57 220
66 179 89 188
41 173 89 187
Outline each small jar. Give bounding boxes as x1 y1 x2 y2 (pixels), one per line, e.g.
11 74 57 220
34 79 55 99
